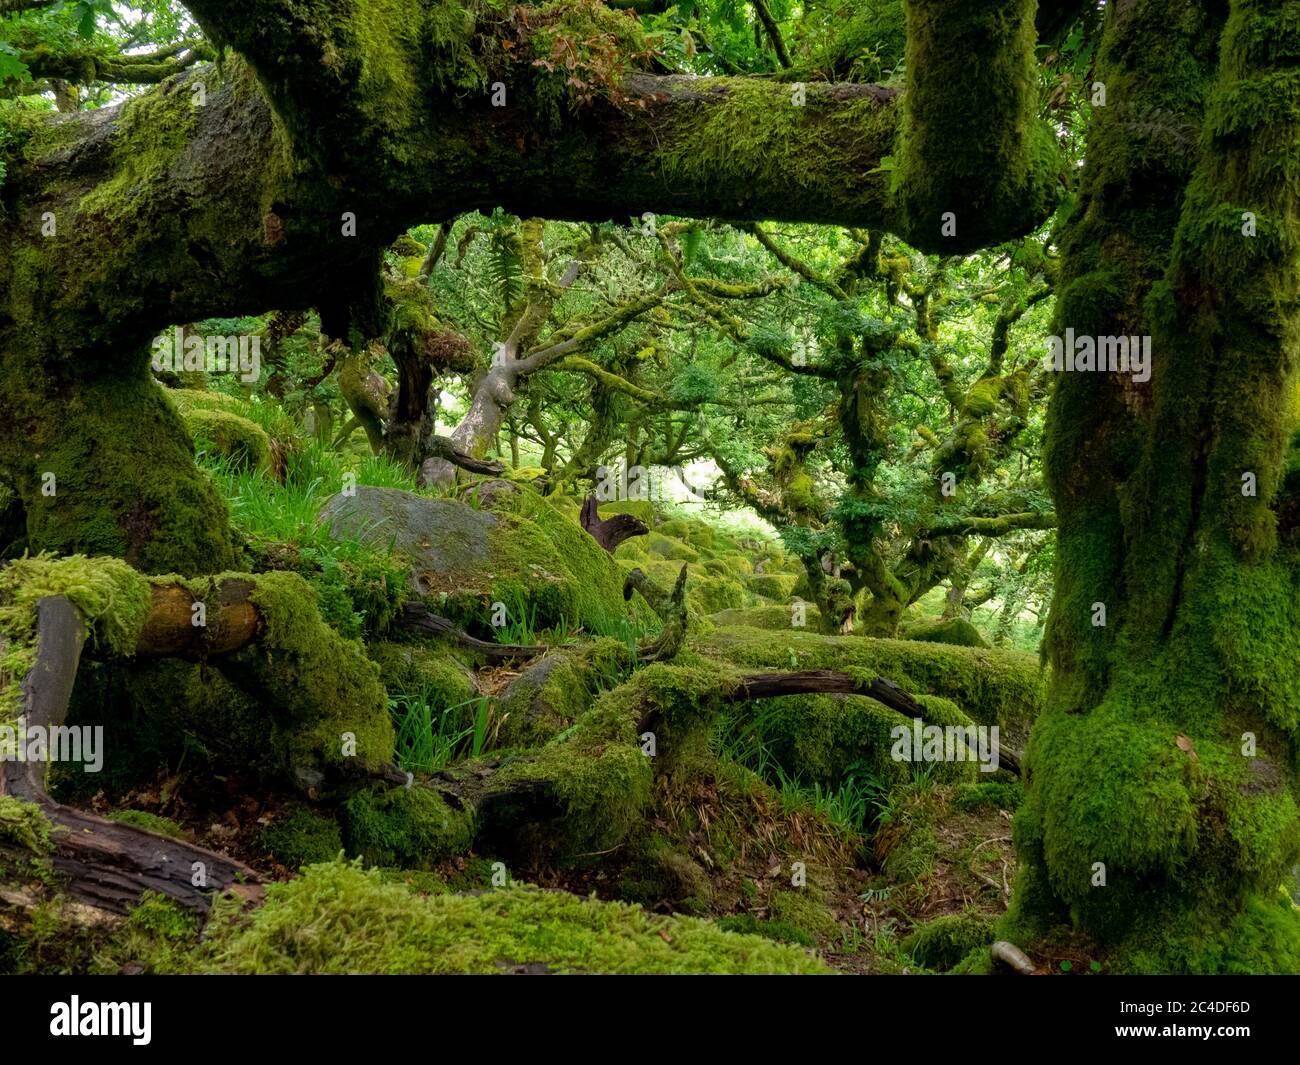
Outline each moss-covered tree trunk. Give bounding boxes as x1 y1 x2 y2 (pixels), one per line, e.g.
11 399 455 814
1010 0 1300 971
0 355 236 575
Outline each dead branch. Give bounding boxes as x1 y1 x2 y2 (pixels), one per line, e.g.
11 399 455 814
580 495 649 552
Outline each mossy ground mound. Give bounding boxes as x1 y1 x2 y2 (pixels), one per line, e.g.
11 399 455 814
182 408 274 474
181 861 833 974
694 625 1045 745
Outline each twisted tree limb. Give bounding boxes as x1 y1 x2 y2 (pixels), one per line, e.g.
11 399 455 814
581 495 649 552
631 564 689 663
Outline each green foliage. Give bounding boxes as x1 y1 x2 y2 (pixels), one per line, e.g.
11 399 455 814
105 809 184 838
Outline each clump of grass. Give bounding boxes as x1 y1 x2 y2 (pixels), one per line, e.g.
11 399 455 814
391 692 498 774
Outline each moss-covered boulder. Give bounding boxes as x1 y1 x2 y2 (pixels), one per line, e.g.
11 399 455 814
181 408 273 473
747 572 799 600
495 639 630 748
902 913 995 971
711 604 821 630
320 486 652 636
341 785 474 869
646 531 700 562
904 617 991 648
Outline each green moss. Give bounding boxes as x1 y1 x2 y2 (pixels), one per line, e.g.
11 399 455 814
180 860 828 974
490 488 655 634
659 77 899 226
716 914 816 947
78 78 198 222
599 499 656 524
646 532 700 562
494 641 622 748
696 626 1044 746
0 554 153 727
768 886 840 940
904 617 990 648
125 893 198 942
217 571 396 784
332 486 654 639
256 803 344 868
743 690 977 791
424 0 486 92
619 557 730 619
894 0 1059 252
9 375 236 574
0 796 53 855
368 641 474 705
718 554 754 577
341 784 473 868
490 661 734 855
711 604 821 630
105 810 184 838
953 779 1022 813
746 573 799 601
901 912 996 971
183 408 273 473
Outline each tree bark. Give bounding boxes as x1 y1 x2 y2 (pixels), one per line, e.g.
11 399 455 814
1013 0 1300 969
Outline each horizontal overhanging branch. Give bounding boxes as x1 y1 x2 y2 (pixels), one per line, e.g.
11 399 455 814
926 511 1057 538
2 15 1059 362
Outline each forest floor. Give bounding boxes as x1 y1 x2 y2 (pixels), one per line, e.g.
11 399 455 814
2 410 1043 975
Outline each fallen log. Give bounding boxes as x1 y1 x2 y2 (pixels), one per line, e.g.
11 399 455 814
135 578 260 657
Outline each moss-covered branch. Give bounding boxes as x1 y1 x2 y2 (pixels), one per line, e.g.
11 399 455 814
925 510 1056 538
4 40 214 93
